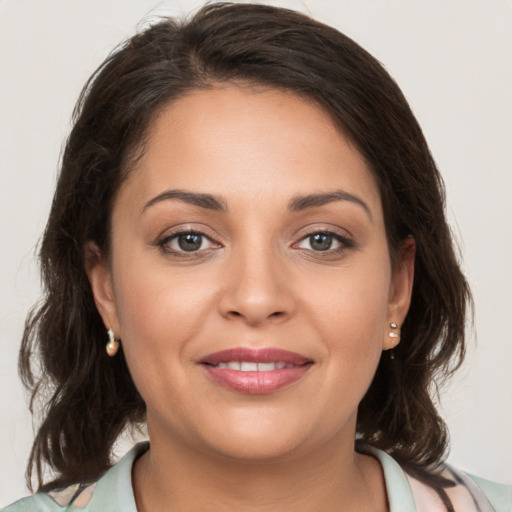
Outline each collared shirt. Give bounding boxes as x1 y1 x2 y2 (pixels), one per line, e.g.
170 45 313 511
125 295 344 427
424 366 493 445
3 442 511 511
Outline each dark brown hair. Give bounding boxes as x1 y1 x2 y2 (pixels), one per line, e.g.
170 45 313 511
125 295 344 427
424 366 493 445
20 2 470 504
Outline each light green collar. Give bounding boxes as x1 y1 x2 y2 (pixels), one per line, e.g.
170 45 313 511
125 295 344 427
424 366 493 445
92 442 417 512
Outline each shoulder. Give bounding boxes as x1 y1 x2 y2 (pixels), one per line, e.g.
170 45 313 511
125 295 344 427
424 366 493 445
465 472 512 512
415 464 512 512
1 442 148 512
406 463 512 512
2 493 60 512
363 446 511 512
2 483 97 511
2 483 98 512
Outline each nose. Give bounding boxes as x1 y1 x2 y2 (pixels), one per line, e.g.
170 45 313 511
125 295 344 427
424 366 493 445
217 245 295 327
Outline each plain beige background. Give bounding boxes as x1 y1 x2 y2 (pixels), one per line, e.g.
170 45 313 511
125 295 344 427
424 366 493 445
1 0 511 505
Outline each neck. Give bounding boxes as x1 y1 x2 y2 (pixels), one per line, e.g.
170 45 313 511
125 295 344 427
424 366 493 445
133 427 388 512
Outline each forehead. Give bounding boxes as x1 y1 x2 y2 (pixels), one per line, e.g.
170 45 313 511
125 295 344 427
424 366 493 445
120 85 381 215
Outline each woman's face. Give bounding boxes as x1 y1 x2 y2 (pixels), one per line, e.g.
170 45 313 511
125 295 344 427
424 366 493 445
88 86 414 461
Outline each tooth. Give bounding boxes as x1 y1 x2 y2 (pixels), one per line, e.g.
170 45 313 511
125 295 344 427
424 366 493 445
257 362 276 371
217 361 293 371
240 362 258 371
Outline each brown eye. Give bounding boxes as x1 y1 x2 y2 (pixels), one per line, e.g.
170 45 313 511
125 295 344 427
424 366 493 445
177 233 203 252
295 231 354 254
309 233 333 251
158 231 219 254
298 232 338 252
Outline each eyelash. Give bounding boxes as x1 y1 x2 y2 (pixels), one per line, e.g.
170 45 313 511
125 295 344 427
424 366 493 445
156 228 355 257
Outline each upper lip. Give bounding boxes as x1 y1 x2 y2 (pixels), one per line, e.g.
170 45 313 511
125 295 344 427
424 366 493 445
199 347 312 366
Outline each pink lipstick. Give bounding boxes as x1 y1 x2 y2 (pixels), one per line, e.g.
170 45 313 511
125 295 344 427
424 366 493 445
199 348 313 394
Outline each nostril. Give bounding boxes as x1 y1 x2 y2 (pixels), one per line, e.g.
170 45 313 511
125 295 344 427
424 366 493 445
226 310 286 321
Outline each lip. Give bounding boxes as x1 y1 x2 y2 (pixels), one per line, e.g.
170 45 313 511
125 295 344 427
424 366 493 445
198 347 313 394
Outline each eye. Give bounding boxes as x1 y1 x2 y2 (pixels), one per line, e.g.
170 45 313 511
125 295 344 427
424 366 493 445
296 231 352 252
158 231 218 254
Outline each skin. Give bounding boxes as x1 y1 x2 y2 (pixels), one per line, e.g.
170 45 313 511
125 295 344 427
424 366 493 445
87 86 415 511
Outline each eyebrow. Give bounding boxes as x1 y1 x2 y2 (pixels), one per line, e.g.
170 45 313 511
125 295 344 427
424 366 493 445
142 188 372 220
288 190 373 221
142 189 228 213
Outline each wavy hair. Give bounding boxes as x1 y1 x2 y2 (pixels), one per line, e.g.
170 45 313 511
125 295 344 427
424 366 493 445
20 2 470 505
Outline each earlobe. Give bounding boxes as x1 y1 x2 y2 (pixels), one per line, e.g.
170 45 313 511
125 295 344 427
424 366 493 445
84 241 120 335
384 236 415 350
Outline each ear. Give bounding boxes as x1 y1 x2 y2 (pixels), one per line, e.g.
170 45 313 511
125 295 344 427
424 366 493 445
85 241 120 336
383 236 415 350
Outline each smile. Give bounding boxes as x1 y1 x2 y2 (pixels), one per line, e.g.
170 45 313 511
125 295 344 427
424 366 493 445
199 348 313 394
212 362 294 371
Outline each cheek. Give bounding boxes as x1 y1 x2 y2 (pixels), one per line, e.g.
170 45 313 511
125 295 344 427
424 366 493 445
300 255 391 397
303 257 391 342
320 283 388 377
110 255 218 394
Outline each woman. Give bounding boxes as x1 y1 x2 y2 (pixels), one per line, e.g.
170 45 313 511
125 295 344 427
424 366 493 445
3 2 511 511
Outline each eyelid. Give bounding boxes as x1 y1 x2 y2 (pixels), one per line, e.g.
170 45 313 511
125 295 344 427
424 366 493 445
291 221 354 238
156 223 222 242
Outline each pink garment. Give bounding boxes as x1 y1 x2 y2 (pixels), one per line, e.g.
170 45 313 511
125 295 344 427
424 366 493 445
406 466 494 511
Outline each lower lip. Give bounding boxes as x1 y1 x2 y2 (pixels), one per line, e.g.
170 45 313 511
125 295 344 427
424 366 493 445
201 365 312 394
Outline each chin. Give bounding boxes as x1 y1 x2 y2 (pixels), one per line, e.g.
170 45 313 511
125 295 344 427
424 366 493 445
190 408 339 464
205 432 309 463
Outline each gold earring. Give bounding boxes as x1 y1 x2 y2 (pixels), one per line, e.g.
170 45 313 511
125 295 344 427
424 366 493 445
106 328 120 357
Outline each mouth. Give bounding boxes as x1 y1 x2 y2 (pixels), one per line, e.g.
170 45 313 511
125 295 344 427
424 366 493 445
206 361 297 371
198 348 314 394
